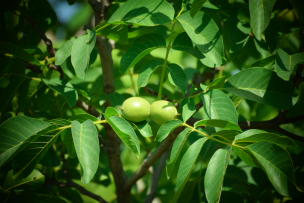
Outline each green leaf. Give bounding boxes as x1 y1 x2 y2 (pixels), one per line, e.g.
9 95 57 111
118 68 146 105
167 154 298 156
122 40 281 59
47 118 71 126
61 129 76 158
166 128 192 179
172 138 207 203
137 59 163 89
171 32 204 60
0 116 50 167
94 22 128 45
206 76 227 90
234 129 296 147
2 169 44 191
227 16 250 53
233 145 259 167
222 67 297 110
0 41 40 66
131 120 153 138
99 94 109 106
42 78 78 107
166 63 187 94
71 30 96 79
249 0 276 41
250 54 277 69
205 146 232 203
155 120 183 142
71 120 99 184
109 92 124 107
7 194 67 203
200 89 238 124
108 0 174 26
120 33 166 74
105 107 120 118
55 37 77 65
182 98 196 122
194 119 242 132
18 80 43 111
12 125 62 179
246 141 296 196
104 115 140 158
230 95 243 108
177 11 225 67
290 0 304 24
69 114 98 123
254 38 271 58
275 49 304 81
212 130 238 144
190 0 207 18
0 76 27 113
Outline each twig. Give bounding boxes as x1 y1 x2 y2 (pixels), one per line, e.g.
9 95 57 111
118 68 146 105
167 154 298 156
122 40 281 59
25 61 42 74
44 177 108 203
144 86 171 101
144 150 170 203
76 100 100 117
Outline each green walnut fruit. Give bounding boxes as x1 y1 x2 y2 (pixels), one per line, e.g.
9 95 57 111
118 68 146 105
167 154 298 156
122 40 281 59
150 100 178 124
121 97 150 122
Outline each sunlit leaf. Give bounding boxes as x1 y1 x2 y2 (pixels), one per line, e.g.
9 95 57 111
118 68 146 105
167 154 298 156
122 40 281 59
55 37 77 65
249 0 276 40
190 0 207 18
233 145 259 167
166 128 192 179
194 119 241 132
230 95 244 108
155 120 183 142
205 146 232 203
71 120 99 184
172 138 207 203
182 98 196 122
94 22 128 45
104 115 140 158
222 67 297 109
71 29 96 79
131 120 153 138
206 76 227 90
108 0 174 26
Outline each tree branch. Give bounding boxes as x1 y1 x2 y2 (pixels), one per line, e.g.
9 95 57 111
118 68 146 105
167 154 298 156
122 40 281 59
124 127 183 191
76 100 100 117
144 149 170 203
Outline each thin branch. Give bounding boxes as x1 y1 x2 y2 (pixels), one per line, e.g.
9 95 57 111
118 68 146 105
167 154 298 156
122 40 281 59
24 61 42 74
144 149 170 203
124 127 184 190
44 177 108 203
76 100 100 117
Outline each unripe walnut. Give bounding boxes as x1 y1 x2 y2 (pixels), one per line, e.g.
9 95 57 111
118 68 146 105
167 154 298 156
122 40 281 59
150 100 178 124
121 97 150 122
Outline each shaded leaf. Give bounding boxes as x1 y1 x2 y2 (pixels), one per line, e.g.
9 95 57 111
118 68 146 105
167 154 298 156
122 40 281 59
104 115 140 158
0 76 27 113
120 33 166 74
71 120 99 184
55 37 77 65
250 54 276 69
12 125 62 179
227 16 250 53
108 0 174 26
212 130 238 144
109 92 124 107
230 95 243 108
233 145 259 167
200 89 238 125
205 146 232 203
172 138 207 203
0 116 50 167
166 128 192 179
18 80 43 111
222 67 297 110
42 78 78 107
155 120 183 142
2 169 44 191
7 194 67 203
137 59 163 89
166 63 187 94
0 41 40 65
177 11 225 67
246 141 296 196
190 0 207 18
194 119 242 132
71 29 96 79
61 129 76 158
206 76 227 90
249 0 276 40
275 49 304 81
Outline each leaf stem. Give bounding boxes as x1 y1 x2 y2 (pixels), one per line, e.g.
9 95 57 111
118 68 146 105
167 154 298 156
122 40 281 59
157 21 176 100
